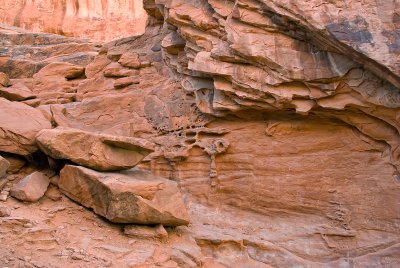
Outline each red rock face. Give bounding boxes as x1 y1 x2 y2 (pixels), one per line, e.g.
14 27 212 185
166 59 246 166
0 0 399 267
0 0 147 42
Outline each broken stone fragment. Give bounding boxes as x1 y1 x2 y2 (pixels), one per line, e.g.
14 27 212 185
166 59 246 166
0 156 10 178
10 171 50 202
59 165 190 226
0 98 52 156
118 52 141 68
36 128 155 171
124 224 168 240
0 82 35 101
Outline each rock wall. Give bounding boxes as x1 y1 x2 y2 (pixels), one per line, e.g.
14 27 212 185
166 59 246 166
0 0 399 267
0 0 147 42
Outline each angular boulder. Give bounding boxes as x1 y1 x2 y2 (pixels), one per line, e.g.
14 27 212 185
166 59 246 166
10 171 50 202
0 156 10 178
59 165 190 226
0 82 35 101
36 128 155 171
0 97 52 155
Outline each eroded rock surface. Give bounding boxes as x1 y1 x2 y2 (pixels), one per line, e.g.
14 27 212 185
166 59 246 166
0 0 147 42
59 165 190 226
0 0 399 267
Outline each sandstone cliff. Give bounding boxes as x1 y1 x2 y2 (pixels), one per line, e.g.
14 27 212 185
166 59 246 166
0 0 147 42
0 0 399 267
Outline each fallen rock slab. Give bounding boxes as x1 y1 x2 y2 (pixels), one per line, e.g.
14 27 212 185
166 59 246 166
0 82 35 101
59 165 190 226
10 171 50 202
0 156 10 178
0 98 51 155
36 128 155 171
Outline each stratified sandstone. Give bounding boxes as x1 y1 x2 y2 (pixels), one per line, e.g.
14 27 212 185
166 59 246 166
0 0 147 42
0 0 398 266
0 97 51 155
36 128 155 171
59 165 190 226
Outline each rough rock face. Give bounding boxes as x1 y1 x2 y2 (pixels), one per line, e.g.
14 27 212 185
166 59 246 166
36 128 155 171
59 165 190 226
0 97 51 155
0 0 147 42
0 0 399 266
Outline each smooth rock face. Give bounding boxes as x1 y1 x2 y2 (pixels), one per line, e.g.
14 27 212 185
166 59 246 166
0 0 147 42
36 128 155 171
0 156 10 178
0 97 51 155
10 171 50 202
59 165 190 226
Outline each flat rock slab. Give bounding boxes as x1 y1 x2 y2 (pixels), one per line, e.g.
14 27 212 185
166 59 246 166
0 97 51 155
59 165 190 226
36 128 155 171
0 82 35 101
10 171 50 202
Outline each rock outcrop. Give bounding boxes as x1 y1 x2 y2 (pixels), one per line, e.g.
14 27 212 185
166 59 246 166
59 165 190 226
0 0 147 42
0 0 399 266
36 128 155 171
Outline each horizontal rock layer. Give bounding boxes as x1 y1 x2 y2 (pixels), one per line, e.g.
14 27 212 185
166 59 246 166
0 0 147 42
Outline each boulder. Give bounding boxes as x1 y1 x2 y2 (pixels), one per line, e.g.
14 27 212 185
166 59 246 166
0 97 51 155
36 128 155 171
0 82 35 101
0 156 10 178
10 171 50 202
59 165 190 226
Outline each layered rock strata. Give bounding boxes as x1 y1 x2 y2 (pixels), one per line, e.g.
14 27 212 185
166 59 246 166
0 0 147 42
0 0 398 266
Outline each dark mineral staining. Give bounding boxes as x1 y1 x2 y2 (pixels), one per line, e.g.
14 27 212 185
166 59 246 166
327 16 373 46
382 30 400 53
